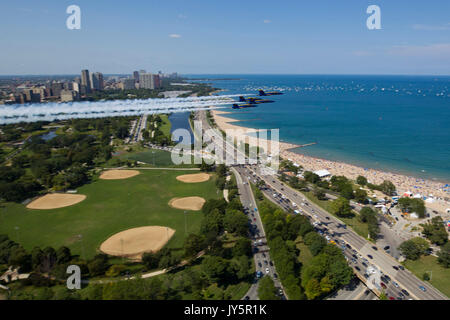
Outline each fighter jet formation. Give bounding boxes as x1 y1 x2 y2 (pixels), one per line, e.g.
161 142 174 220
231 90 283 109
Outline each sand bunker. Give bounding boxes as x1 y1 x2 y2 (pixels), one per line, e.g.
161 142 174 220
176 173 211 183
27 193 86 210
168 196 206 211
99 169 140 180
100 226 175 259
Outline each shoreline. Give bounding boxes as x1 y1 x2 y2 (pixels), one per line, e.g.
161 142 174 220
211 109 450 213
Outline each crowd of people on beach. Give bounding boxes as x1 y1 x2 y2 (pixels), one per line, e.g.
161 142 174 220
211 109 450 214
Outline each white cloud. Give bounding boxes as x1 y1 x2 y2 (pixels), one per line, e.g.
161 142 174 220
412 23 450 31
388 43 450 57
169 34 182 38
263 19 271 24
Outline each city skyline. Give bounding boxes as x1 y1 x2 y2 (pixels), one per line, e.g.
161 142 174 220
0 0 449 75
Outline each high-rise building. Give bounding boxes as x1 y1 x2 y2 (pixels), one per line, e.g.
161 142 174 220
139 73 161 89
122 78 136 90
61 89 79 102
90 72 104 91
133 71 140 83
51 82 64 97
81 69 91 93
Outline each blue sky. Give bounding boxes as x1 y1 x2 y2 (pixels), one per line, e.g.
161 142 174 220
1 0 449 75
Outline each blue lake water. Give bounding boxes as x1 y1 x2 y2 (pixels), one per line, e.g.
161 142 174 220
187 74 450 182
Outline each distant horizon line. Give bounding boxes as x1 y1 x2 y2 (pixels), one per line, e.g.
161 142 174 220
1 73 449 77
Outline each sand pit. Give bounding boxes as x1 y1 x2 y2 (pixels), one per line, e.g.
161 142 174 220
100 226 175 259
99 169 140 180
176 173 211 183
26 193 86 210
169 196 206 211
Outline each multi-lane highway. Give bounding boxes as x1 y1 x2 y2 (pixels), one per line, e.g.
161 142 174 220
196 110 448 301
232 167 286 300
243 164 448 300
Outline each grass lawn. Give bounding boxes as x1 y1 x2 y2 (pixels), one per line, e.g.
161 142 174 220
0 169 220 259
403 255 450 298
304 192 370 240
159 114 171 138
295 236 313 266
123 148 200 168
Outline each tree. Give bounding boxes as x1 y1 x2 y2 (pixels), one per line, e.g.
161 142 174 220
398 198 426 218
304 232 326 256
201 255 231 284
354 188 368 204
399 237 429 260
437 242 450 268
56 246 72 265
232 238 252 257
304 171 320 184
356 175 368 186
379 180 396 196
330 197 352 217
223 210 248 236
258 276 280 300
88 254 109 276
142 252 160 270
421 217 448 245
313 187 327 200
184 234 206 257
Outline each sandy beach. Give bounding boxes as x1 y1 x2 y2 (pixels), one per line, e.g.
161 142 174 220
211 109 450 214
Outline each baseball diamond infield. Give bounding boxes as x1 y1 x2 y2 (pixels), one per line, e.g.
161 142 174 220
176 173 211 183
100 226 175 259
99 169 140 180
26 194 87 210
168 196 206 211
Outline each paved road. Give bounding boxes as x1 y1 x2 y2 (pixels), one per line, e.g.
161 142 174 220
233 167 285 300
197 110 448 300
245 164 448 300
328 279 377 300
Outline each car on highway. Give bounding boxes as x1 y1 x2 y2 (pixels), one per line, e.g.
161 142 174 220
269 261 273 266
362 262 368 267
256 271 263 278
401 289 409 296
264 260 268 265
253 218 256 221
389 297 395 300
419 285 427 292
273 273 278 279
393 266 399 270
262 253 266 258
355 266 361 271
351 258 357 264
393 281 399 288
371 246 378 251
398 265 405 270
265 267 270 274
258 262 262 267
278 289 283 296
244 296 250 300
380 282 387 289
367 254 373 259
325 216 330 220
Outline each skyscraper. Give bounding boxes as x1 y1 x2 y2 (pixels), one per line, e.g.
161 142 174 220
90 72 104 91
139 73 161 89
133 71 140 83
81 69 91 93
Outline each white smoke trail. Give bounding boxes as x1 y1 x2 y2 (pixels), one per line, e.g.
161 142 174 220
0 94 245 124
